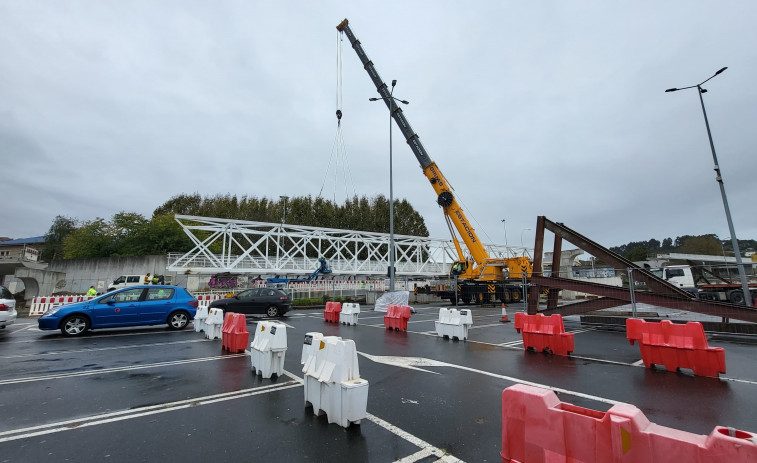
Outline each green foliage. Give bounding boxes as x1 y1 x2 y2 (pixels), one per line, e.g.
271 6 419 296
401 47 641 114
60 213 192 259
611 233 756 260
152 193 429 237
678 235 722 255
42 193 429 260
626 247 649 262
42 215 77 261
63 218 115 259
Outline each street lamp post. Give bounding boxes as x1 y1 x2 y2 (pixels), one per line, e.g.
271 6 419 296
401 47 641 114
280 195 290 224
665 67 752 306
520 228 532 247
501 219 509 256
370 79 409 292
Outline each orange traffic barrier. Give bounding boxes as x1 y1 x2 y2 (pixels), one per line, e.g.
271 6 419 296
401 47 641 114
384 305 411 331
222 313 249 353
324 301 342 323
501 384 757 463
514 313 573 355
626 319 725 377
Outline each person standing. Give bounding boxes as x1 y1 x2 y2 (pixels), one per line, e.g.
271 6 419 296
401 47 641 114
144 273 151 285
86 286 97 297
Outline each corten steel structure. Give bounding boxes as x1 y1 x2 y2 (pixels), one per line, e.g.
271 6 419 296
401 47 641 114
167 215 521 278
527 216 757 324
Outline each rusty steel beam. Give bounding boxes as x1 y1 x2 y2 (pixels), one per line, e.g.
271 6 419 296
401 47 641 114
532 275 757 323
539 297 628 316
528 216 546 315
540 217 692 299
546 233 562 311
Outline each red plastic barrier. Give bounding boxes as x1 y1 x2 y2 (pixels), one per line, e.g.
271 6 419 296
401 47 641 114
626 319 725 377
324 301 342 323
514 313 574 355
221 313 249 353
501 384 757 463
384 305 411 331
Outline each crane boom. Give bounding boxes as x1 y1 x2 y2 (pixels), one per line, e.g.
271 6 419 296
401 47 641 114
336 19 530 281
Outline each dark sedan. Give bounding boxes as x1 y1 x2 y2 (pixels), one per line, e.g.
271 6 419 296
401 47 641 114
209 287 291 317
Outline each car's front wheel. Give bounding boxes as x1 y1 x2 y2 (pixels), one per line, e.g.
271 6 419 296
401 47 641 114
167 311 190 330
61 315 90 337
266 305 280 317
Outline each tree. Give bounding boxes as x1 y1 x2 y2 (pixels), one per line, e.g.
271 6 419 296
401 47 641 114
626 247 649 262
679 235 722 255
42 216 78 261
63 218 115 259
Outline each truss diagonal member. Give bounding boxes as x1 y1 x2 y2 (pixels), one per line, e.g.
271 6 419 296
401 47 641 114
541 217 693 299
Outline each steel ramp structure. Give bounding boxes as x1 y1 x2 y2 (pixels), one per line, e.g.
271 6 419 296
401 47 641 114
528 216 757 324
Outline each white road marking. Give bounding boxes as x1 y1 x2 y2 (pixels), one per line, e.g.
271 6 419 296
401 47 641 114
0 381 301 443
284 369 465 462
366 414 463 462
468 323 508 330
0 353 247 386
2 328 196 344
358 352 622 405
0 338 212 360
632 359 645 366
397 448 435 462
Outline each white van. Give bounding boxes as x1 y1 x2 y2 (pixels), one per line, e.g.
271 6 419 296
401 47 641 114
108 275 148 292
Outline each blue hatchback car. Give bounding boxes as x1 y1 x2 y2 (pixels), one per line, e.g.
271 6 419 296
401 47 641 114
38 285 198 337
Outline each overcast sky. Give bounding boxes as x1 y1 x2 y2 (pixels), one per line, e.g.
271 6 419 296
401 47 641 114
2 1 756 253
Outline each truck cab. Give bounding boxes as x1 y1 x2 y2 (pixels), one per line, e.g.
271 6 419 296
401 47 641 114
651 265 696 289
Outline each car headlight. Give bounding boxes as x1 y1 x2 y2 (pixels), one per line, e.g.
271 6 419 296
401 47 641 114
42 306 62 317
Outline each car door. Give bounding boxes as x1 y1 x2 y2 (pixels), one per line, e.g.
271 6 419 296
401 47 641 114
92 288 144 326
139 287 176 323
256 288 278 312
227 289 259 314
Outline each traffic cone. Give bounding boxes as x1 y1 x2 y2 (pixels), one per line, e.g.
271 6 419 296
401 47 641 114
500 303 510 323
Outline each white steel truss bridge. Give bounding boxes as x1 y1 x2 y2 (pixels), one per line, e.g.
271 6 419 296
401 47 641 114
167 215 524 277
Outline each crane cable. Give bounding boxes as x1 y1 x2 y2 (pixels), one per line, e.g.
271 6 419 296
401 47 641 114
319 30 357 201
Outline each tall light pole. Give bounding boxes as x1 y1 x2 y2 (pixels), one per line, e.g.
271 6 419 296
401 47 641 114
370 79 409 292
280 195 290 224
520 228 532 247
665 67 752 306
501 219 509 257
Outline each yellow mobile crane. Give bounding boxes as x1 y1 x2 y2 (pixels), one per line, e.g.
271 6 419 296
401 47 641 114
337 19 532 304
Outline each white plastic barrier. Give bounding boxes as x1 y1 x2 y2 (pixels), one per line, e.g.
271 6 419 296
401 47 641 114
28 296 96 316
339 303 361 326
301 332 328 365
204 308 224 340
250 321 288 378
194 306 208 332
302 333 368 428
435 308 473 341
194 294 225 310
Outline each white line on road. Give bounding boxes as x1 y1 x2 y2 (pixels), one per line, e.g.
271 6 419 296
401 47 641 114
0 381 301 443
283 370 464 462
0 338 212 360
0 353 247 386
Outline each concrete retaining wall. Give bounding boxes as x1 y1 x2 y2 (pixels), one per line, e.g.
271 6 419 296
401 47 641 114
44 255 174 294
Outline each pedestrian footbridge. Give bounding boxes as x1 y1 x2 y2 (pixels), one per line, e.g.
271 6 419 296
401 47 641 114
167 215 518 278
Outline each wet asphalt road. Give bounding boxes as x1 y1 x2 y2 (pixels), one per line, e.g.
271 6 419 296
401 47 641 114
1 304 757 462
